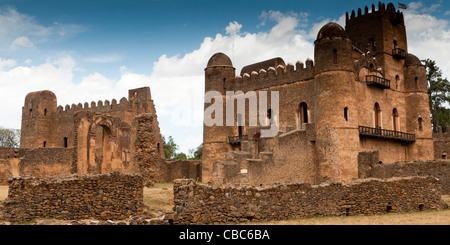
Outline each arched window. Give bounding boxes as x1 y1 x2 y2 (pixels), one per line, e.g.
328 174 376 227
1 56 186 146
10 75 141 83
223 78 227 91
237 113 243 137
298 102 308 130
393 39 398 49
344 107 349 121
267 109 272 119
369 38 375 51
392 108 399 131
333 49 337 64
418 117 423 131
157 143 160 154
395 75 400 89
414 77 418 90
44 108 47 116
374 103 381 128
43 141 47 148
63 137 68 148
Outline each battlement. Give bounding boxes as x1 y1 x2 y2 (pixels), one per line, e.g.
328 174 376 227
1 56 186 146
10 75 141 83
55 87 153 115
230 58 315 92
345 2 404 27
433 126 450 138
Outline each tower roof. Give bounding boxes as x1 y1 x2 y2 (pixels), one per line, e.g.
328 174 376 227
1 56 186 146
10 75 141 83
316 22 348 41
206 52 233 68
405 54 423 66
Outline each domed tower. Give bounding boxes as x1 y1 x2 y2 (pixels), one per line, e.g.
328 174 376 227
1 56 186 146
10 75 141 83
313 22 360 183
203 52 236 182
404 54 434 160
20 90 57 148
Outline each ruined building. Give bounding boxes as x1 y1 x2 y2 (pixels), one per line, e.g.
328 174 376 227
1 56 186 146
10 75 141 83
0 87 165 185
203 2 435 185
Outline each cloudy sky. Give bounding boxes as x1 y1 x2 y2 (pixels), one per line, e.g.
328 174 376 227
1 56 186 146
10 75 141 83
0 0 449 154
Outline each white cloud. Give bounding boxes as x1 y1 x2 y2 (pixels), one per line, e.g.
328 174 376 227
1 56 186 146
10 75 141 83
225 21 242 36
84 54 122 63
11 36 34 49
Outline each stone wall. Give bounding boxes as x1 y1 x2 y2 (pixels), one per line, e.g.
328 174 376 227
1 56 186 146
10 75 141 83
368 160 450 194
1 172 143 223
433 127 449 160
168 177 446 225
0 147 73 184
156 159 202 182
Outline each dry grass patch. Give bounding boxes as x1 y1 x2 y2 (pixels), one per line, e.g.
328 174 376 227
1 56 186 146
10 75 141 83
143 182 173 213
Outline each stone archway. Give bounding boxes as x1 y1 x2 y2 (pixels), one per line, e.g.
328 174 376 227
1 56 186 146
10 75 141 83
73 112 121 175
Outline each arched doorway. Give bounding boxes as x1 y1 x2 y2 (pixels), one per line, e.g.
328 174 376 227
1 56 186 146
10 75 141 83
87 120 116 175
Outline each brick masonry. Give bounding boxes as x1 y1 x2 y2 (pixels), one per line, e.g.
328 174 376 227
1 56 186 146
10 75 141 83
1 172 144 223
168 176 446 225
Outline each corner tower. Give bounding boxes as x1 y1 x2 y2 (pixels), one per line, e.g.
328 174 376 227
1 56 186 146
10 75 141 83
203 52 236 182
313 22 360 183
20 90 57 148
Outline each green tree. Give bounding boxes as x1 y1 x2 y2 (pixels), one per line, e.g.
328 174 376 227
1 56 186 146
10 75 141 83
0 127 20 148
422 59 450 131
188 144 202 160
162 135 178 159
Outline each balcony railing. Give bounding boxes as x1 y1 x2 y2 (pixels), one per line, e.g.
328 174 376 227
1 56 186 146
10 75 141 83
359 126 415 143
366 75 390 89
392 48 407 59
228 135 248 145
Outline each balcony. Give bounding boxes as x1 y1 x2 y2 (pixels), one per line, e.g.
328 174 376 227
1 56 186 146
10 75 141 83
228 135 248 145
365 75 390 89
359 126 415 144
392 48 407 59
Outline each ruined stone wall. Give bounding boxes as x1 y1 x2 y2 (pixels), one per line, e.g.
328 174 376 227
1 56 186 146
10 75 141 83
169 176 445 225
367 160 450 194
1 172 143 223
156 159 202 182
0 147 73 184
433 127 449 160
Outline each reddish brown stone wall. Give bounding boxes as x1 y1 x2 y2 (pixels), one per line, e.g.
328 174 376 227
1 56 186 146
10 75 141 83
155 159 202 182
168 176 446 225
1 172 143 223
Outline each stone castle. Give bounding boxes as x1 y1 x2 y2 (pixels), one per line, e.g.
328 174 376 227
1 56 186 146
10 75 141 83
202 2 437 185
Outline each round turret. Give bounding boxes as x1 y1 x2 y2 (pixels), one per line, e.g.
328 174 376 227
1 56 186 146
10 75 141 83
405 53 423 67
316 22 348 41
207 52 233 68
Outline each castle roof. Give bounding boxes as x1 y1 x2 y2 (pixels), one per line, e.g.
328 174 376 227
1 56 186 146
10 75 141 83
405 53 423 66
207 52 233 68
240 57 286 76
316 22 348 40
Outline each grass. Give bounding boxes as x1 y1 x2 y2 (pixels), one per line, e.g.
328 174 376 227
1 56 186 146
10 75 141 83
143 182 174 213
0 184 449 225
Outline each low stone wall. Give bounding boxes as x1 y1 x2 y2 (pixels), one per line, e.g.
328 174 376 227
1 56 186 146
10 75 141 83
0 147 73 184
168 177 446 225
156 159 202 182
366 159 450 194
1 172 144 223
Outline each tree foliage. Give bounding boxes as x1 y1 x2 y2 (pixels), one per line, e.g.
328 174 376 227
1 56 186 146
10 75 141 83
0 127 20 148
162 135 202 160
422 59 450 131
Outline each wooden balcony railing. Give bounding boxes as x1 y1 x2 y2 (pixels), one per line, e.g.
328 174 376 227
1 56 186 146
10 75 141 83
392 48 407 59
228 135 248 145
366 75 390 89
359 126 415 143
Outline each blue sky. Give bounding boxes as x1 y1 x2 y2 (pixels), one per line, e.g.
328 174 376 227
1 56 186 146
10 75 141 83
0 0 450 154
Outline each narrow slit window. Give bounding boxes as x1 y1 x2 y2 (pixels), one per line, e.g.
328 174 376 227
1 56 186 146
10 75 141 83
344 107 349 121
333 49 337 64
418 117 423 131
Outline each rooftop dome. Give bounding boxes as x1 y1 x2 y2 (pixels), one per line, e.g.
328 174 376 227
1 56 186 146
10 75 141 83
405 53 422 66
316 22 347 40
206 52 233 68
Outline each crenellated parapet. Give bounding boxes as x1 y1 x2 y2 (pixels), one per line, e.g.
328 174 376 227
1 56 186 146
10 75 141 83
230 59 315 92
56 97 135 115
433 126 450 139
345 2 404 27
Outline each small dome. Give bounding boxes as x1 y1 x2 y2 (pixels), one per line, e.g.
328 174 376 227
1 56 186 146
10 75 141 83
316 22 347 40
206 52 233 68
405 54 422 66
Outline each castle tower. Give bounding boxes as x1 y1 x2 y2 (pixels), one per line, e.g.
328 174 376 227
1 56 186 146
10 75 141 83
20 90 57 148
313 22 360 183
404 54 434 160
345 2 407 83
203 53 236 182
